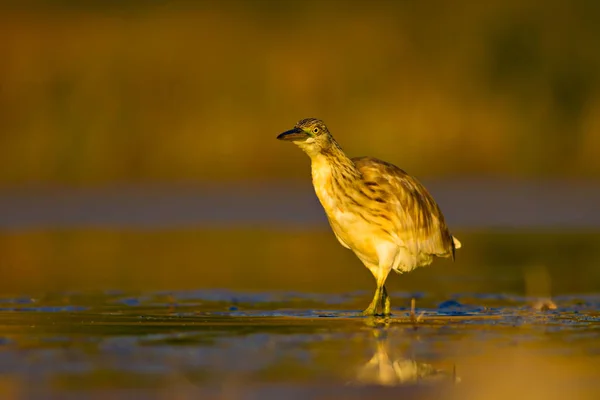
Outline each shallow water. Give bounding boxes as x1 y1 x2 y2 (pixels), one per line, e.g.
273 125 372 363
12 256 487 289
0 227 599 398
0 291 599 399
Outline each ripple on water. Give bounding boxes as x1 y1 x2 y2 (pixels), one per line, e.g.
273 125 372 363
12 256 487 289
0 290 597 327
0 290 597 398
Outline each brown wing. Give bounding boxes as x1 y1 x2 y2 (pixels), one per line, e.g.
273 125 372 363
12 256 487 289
352 156 456 259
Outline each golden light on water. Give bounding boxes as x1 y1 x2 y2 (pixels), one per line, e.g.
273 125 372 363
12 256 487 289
0 1 599 398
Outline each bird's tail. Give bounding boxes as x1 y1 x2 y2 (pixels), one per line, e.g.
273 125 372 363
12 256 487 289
452 236 462 249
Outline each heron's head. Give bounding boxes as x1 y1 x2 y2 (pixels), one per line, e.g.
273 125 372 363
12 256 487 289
277 118 335 157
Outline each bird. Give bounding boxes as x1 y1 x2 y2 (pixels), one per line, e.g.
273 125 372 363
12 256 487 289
277 118 461 316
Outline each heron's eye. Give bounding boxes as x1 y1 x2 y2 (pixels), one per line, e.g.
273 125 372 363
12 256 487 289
313 127 319 134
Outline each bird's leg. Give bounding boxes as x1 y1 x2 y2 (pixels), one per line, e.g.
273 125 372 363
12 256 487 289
362 273 392 316
362 248 395 316
381 285 391 316
362 285 382 316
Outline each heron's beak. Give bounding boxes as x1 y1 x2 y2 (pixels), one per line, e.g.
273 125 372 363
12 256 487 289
277 127 309 141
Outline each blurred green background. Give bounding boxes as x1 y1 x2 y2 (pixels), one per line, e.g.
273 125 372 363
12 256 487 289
1 0 599 297
1 0 599 186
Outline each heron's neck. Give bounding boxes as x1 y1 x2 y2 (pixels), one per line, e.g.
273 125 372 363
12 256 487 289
310 140 361 190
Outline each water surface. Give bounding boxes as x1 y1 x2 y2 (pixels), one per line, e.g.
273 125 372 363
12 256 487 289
0 290 598 399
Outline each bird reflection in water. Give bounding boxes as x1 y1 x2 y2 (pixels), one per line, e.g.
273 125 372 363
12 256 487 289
355 320 458 386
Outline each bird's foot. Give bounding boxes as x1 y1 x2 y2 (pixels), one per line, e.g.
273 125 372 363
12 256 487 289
362 289 392 317
361 305 378 317
383 296 391 317
361 308 391 318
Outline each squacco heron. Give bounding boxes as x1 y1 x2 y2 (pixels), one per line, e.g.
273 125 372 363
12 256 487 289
277 118 461 316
